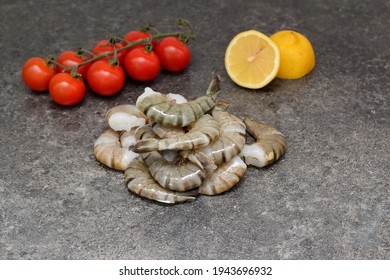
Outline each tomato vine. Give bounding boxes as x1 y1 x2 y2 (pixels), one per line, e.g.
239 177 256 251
49 18 195 77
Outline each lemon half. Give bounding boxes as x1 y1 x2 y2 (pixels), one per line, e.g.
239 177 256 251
225 30 280 89
270 30 315 79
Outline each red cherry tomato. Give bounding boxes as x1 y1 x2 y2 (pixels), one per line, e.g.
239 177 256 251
155 37 191 72
87 60 125 96
22 57 56 92
56 50 91 78
49 73 85 106
124 30 157 50
124 48 160 82
92 40 127 65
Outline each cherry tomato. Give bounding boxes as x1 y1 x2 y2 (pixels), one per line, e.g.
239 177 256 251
87 60 125 96
56 50 91 78
22 57 56 92
124 30 157 50
49 73 85 106
92 40 127 65
124 48 160 82
155 37 191 72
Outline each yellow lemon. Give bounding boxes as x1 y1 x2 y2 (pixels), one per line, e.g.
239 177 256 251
224 30 280 89
270 30 315 79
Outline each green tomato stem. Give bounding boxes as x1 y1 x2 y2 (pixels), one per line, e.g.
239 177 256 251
52 60 66 70
76 48 95 58
44 55 56 67
70 67 81 79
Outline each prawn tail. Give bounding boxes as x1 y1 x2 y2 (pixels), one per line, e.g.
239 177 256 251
206 75 221 101
133 139 159 153
186 151 217 172
175 189 199 203
216 99 230 111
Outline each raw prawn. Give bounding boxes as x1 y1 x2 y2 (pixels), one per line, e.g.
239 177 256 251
106 104 147 132
135 125 215 192
93 128 138 171
134 114 220 153
196 100 246 165
136 76 221 127
150 94 187 139
240 117 287 167
125 156 197 204
199 156 247 195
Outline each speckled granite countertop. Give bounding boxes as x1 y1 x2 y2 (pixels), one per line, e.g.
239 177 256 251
0 0 389 259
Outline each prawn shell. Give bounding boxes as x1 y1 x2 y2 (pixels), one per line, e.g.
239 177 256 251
136 76 220 127
197 105 246 166
125 156 197 204
241 117 287 167
137 125 212 192
199 156 247 195
93 128 138 171
143 97 215 127
144 152 210 191
134 114 220 153
152 123 186 139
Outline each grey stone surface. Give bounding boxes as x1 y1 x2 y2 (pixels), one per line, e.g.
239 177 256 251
0 0 389 260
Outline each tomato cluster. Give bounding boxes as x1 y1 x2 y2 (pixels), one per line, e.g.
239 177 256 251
22 30 191 106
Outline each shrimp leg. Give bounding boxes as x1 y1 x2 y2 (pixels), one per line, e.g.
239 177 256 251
240 117 287 167
125 156 197 204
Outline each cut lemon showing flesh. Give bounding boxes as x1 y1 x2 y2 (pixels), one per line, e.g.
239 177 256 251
225 30 280 89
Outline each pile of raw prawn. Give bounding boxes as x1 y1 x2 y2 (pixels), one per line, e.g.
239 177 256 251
93 76 287 204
